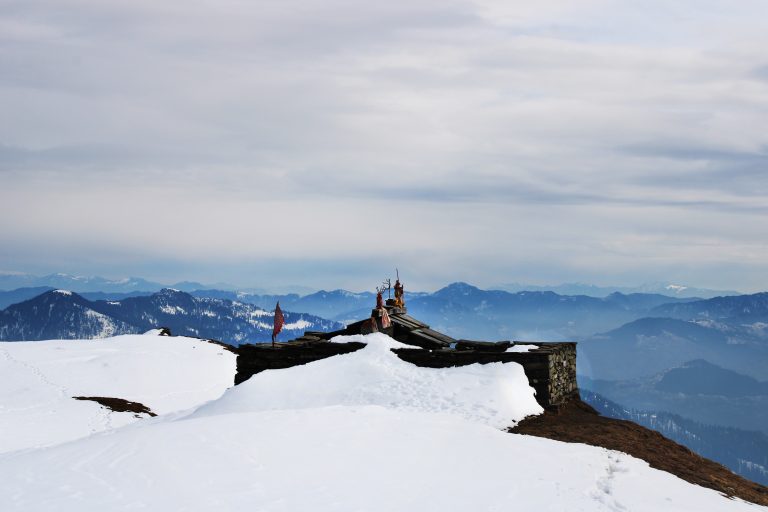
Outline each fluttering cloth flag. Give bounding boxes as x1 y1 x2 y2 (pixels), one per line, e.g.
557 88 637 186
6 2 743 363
380 308 391 329
272 301 285 345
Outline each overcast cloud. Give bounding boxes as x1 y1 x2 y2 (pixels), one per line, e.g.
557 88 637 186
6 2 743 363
1 0 767 292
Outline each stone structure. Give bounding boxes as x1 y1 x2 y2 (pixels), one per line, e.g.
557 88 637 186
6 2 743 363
235 340 365 385
234 303 578 408
392 342 577 408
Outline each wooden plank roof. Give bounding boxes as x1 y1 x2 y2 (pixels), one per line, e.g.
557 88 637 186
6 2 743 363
390 314 429 330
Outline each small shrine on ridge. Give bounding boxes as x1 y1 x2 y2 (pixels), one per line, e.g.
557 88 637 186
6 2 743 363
235 272 578 409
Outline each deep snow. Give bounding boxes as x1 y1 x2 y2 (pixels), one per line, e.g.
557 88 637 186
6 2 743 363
195 333 543 428
0 333 763 511
0 332 236 453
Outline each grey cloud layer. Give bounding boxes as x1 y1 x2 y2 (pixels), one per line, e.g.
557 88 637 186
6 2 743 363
1 0 767 290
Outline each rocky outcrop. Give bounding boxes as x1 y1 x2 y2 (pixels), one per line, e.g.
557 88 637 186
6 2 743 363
73 396 157 417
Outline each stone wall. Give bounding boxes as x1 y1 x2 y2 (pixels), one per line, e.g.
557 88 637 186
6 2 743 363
545 343 578 406
235 339 577 408
392 342 577 407
234 340 365 385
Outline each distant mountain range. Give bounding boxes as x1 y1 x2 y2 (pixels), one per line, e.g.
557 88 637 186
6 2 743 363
494 282 741 299
0 289 342 345
191 282 700 341
0 273 171 293
3 282 766 360
579 360 768 434
3 279 767 379
209 283 764 349
0 287 162 310
0 272 319 295
579 312 768 381
0 272 742 299
652 292 768 324
581 390 768 486
0 286 60 309
190 289 380 323
404 283 701 341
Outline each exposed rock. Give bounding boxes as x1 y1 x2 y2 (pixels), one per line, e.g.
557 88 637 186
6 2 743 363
73 396 157 417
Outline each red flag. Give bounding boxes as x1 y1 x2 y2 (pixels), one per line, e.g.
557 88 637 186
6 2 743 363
272 301 285 345
380 308 391 329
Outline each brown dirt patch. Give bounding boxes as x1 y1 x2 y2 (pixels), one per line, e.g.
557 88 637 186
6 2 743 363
509 399 768 507
73 396 157 417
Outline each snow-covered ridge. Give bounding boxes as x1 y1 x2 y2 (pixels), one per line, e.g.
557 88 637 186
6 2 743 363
0 333 235 453
0 333 761 511
194 333 543 428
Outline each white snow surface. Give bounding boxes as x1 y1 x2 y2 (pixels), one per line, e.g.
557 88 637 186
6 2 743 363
0 333 762 511
0 334 235 453
507 344 539 352
160 304 186 315
193 333 543 428
283 318 313 330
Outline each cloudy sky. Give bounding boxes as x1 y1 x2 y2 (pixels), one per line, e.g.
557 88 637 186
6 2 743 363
1 0 767 292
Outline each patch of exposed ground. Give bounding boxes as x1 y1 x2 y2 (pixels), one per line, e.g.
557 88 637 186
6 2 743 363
73 396 157 417
510 399 768 507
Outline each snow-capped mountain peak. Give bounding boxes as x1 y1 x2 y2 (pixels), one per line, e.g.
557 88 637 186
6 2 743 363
0 288 343 345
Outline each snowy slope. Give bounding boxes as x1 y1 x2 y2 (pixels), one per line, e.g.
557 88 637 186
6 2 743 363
0 333 235 453
0 333 762 511
195 333 543 428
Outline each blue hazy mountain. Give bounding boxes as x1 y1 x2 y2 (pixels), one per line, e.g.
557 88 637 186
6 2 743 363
4 280 766 376
0 272 240 294
6 282 679 341
0 287 55 309
0 289 138 340
494 282 740 299
79 291 156 302
4 281 764 363
402 283 697 341
655 359 768 396
190 289 375 320
0 289 342 345
579 313 768 381
188 282 696 341
0 276 722 341
190 288 435 325
579 360 768 435
652 292 768 323
0 273 164 293
581 390 768 486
